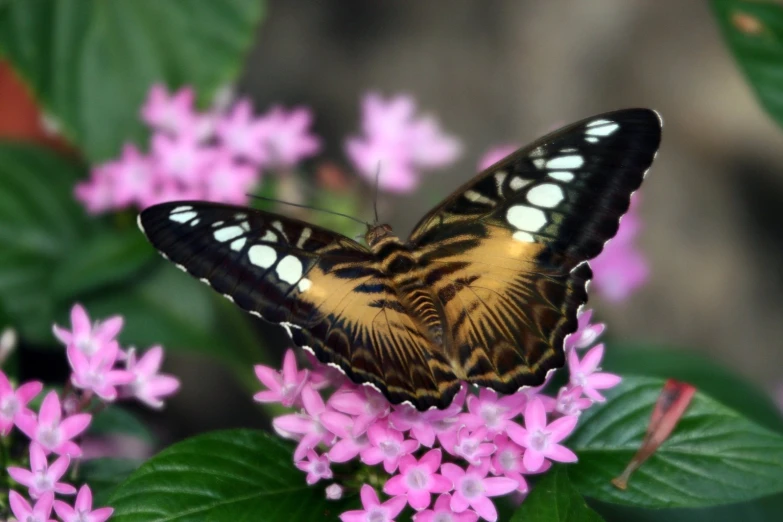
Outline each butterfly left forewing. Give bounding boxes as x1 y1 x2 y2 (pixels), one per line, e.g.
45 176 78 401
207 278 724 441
410 109 661 392
139 201 459 409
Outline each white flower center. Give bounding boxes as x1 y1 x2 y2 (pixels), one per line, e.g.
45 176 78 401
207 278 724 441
499 449 517 471
461 477 484 499
368 508 387 522
280 383 298 407
76 336 100 357
530 429 551 452
34 470 53 492
38 426 60 449
379 440 400 458
481 404 503 427
572 372 586 388
406 468 428 490
313 461 328 476
0 395 19 420
458 439 478 457
434 514 454 522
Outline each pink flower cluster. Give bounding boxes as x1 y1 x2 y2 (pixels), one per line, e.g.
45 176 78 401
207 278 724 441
479 146 650 303
254 309 620 521
76 85 321 213
2 304 180 521
345 93 463 193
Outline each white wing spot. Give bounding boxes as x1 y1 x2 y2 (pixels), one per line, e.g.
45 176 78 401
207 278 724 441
230 237 247 251
512 231 535 243
549 171 574 182
170 210 197 223
586 122 619 137
585 136 599 143
262 230 277 243
248 244 276 268
199 277 211 287
239 221 251 232
249 310 263 318
234 213 247 220
546 155 584 169
298 278 312 292
532 158 546 169
527 183 564 208
223 294 235 303
272 221 289 241
297 228 312 248
171 205 193 213
465 190 496 206
494 171 507 196
214 226 243 242
586 119 612 127
276 255 303 285
509 176 530 191
174 263 187 273
506 205 547 232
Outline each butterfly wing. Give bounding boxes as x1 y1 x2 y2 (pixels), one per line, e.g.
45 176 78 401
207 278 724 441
409 109 661 392
139 202 457 409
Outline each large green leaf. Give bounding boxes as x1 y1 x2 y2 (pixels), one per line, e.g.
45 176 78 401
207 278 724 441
594 493 783 522
603 343 783 433
0 0 265 160
511 467 605 522
712 0 783 130
109 430 349 522
0 142 91 340
569 376 783 508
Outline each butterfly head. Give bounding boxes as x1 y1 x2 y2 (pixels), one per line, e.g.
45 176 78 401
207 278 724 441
365 223 398 250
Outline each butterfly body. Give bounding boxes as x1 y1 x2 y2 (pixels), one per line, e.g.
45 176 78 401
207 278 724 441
139 109 662 410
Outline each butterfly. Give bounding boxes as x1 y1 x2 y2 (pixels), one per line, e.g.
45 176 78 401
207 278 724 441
139 109 661 411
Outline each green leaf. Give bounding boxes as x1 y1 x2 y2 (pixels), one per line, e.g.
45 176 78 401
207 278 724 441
594 492 783 522
712 0 783 131
569 376 783 508
0 142 91 341
78 458 142 507
110 430 349 522
511 467 605 522
0 0 265 160
51 226 157 300
603 343 783 433
89 406 155 445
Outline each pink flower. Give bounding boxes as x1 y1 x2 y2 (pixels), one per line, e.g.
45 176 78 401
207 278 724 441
16 391 92 457
345 93 461 193
258 105 321 168
464 389 523 435
446 427 495 466
384 449 452 511
54 485 113 522
74 167 115 215
124 346 180 409
151 131 216 183
389 387 466 448
361 421 420 473
326 484 344 500
441 461 518 522
106 144 155 207
295 450 333 485
202 154 259 205
68 343 134 401
489 435 528 493
591 197 648 302
321 411 370 463
506 397 578 472
254 349 309 408
273 385 335 461
328 384 390 436
554 385 593 417
141 84 196 134
0 372 42 435
567 344 621 402
565 309 605 351
340 484 407 522
215 98 271 163
9 490 55 522
8 443 76 498
414 494 479 522
53 304 123 358
477 144 518 171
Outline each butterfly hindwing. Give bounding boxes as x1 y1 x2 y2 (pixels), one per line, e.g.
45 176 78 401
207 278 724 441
139 202 458 409
410 109 661 391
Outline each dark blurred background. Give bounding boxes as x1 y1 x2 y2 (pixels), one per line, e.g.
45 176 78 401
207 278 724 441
163 1 783 438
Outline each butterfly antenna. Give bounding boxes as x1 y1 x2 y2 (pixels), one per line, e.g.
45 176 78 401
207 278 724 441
247 194 370 227
373 162 381 224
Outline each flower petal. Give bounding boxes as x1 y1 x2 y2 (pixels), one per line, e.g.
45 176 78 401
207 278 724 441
470 495 498 522
482 477 519 497
547 415 579 443
524 397 547 432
